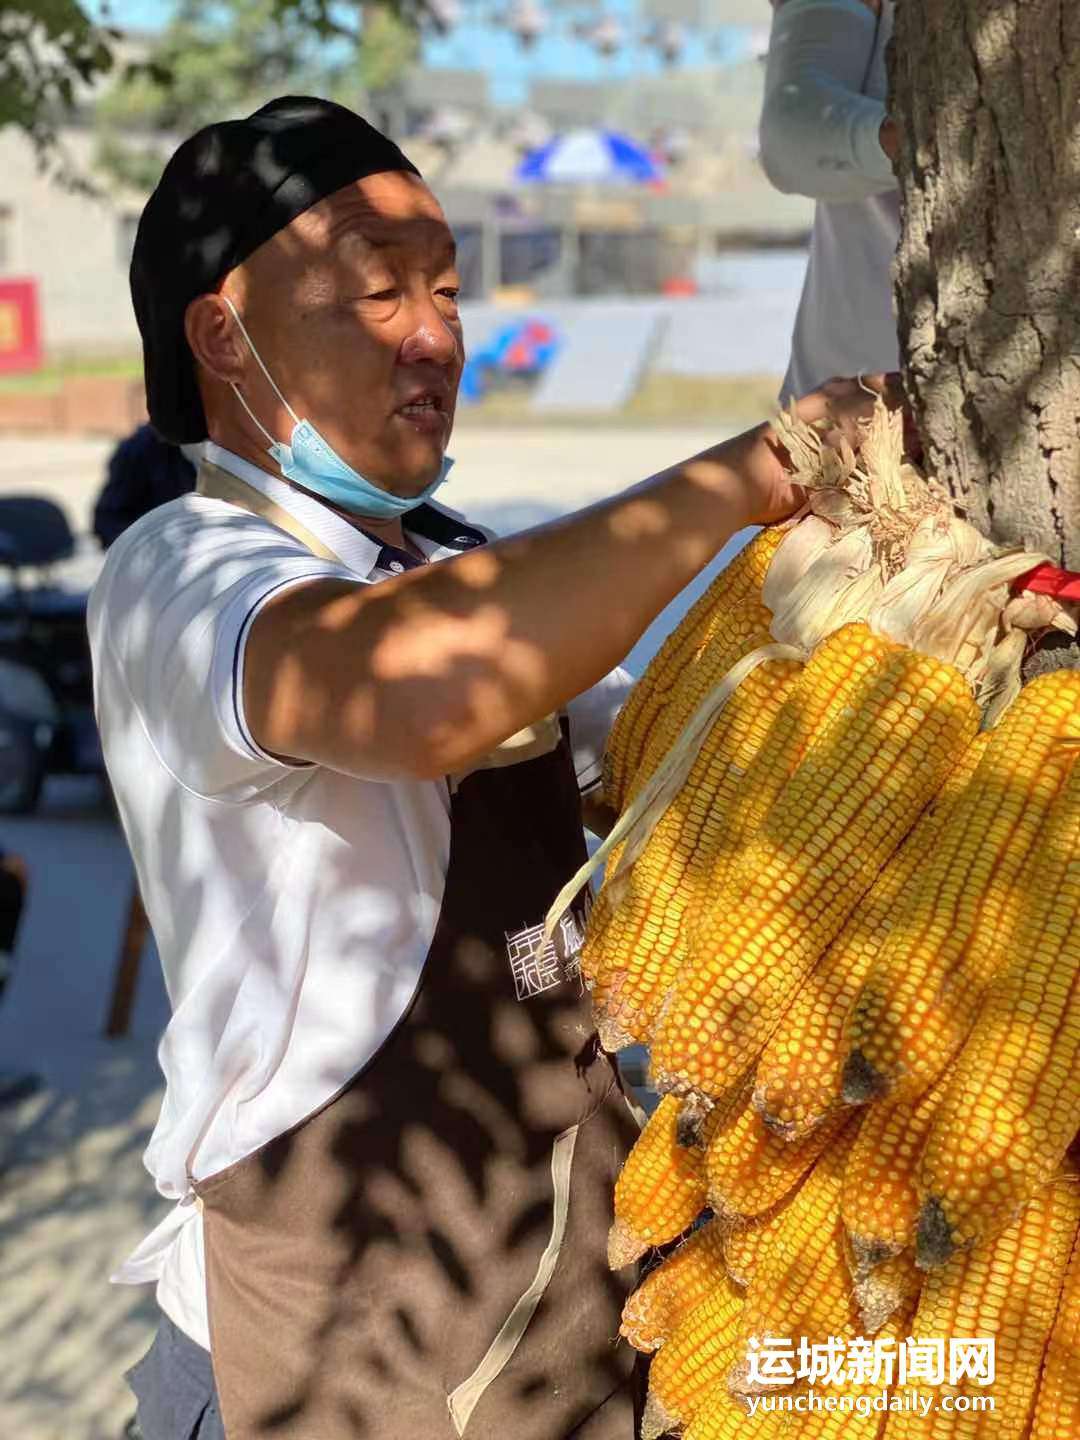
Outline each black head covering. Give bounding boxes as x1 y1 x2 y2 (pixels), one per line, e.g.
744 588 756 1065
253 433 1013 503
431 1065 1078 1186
131 96 421 443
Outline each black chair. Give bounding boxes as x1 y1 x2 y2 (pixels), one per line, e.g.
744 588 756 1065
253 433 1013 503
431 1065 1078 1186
0 496 93 813
0 496 76 573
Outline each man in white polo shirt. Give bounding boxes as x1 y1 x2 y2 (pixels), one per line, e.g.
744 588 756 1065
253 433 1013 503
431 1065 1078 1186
92 96 876 1440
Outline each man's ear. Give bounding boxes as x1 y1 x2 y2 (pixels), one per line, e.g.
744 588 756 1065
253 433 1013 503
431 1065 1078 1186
184 294 247 386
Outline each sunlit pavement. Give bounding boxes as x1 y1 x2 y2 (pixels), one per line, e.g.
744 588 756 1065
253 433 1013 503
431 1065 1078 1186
0 426 728 533
0 425 745 1437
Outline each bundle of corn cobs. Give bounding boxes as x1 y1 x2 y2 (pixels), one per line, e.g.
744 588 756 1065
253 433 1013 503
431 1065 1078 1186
547 401 1080 1438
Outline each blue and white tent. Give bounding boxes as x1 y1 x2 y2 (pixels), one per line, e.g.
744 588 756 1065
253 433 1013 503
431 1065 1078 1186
515 128 665 186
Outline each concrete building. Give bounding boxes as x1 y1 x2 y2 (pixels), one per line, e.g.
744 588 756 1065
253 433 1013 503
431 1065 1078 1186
0 127 142 356
0 30 812 358
530 57 768 143
642 0 768 26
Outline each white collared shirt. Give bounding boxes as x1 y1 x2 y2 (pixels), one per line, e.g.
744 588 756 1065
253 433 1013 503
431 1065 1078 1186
88 444 631 1348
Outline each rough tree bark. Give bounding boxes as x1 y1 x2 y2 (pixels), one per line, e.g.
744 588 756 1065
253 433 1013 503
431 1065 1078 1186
890 0 1080 610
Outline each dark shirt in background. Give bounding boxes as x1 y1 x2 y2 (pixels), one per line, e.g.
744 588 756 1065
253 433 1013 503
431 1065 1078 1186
93 424 197 549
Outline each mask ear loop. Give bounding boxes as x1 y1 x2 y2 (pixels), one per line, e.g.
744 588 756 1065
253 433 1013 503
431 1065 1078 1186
221 295 301 448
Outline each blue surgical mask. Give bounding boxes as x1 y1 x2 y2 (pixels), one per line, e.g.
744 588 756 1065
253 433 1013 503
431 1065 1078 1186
223 297 452 521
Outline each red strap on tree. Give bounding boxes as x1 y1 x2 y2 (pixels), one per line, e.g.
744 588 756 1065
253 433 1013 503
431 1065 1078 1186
1011 563 1080 602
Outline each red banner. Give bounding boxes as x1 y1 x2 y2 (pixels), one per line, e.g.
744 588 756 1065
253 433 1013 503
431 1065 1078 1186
0 279 42 374
1012 562 1080 602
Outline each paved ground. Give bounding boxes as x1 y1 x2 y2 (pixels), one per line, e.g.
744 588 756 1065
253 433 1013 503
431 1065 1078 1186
0 424 751 1439
0 425 727 534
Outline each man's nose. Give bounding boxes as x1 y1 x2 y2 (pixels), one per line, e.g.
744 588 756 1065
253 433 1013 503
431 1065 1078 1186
399 304 460 368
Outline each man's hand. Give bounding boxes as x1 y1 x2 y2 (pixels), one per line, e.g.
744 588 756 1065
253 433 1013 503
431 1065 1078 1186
797 372 898 444
742 374 895 528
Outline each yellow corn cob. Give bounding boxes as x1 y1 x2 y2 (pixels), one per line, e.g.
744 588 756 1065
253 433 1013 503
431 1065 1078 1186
707 1084 851 1220
655 624 896 1108
792 1404 888 1440
732 1120 864 1397
590 656 801 1051
620 1217 729 1353
642 1283 746 1440
661 627 909 1137
644 597 774 776
652 630 980 1106
683 1382 792 1439
883 1169 1080 1439
791 1390 888 1438
578 833 632 1006
602 574 761 815
795 1305 917 1439
609 1093 709 1267
583 601 783 1033
844 671 1080 1109
724 1199 795 1289
1029 1214 1080 1439
628 618 889 1069
841 1072 953 1273
914 752 1080 1268
849 1248 923 1335
603 526 785 811
754 735 988 1142
716 1286 916 1437
682 622 894 976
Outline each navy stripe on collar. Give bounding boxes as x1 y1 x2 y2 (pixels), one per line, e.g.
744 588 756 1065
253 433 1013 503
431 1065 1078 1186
364 503 489 574
374 545 424 574
405 504 487 551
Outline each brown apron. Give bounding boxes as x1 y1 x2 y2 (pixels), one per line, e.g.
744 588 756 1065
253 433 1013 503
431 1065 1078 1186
191 465 642 1439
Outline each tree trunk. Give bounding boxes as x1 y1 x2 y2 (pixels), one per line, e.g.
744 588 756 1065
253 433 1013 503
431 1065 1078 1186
890 0 1080 583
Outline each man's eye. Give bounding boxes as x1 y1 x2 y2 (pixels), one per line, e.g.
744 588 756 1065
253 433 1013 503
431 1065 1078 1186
364 289 397 302
438 287 460 302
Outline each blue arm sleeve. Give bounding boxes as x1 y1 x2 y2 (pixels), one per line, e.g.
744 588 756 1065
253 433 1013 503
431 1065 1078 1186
760 0 897 202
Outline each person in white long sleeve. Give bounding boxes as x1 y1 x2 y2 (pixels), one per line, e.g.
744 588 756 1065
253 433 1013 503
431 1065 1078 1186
761 0 901 402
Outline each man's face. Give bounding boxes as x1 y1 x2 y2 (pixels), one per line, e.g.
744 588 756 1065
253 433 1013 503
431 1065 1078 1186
227 171 464 495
